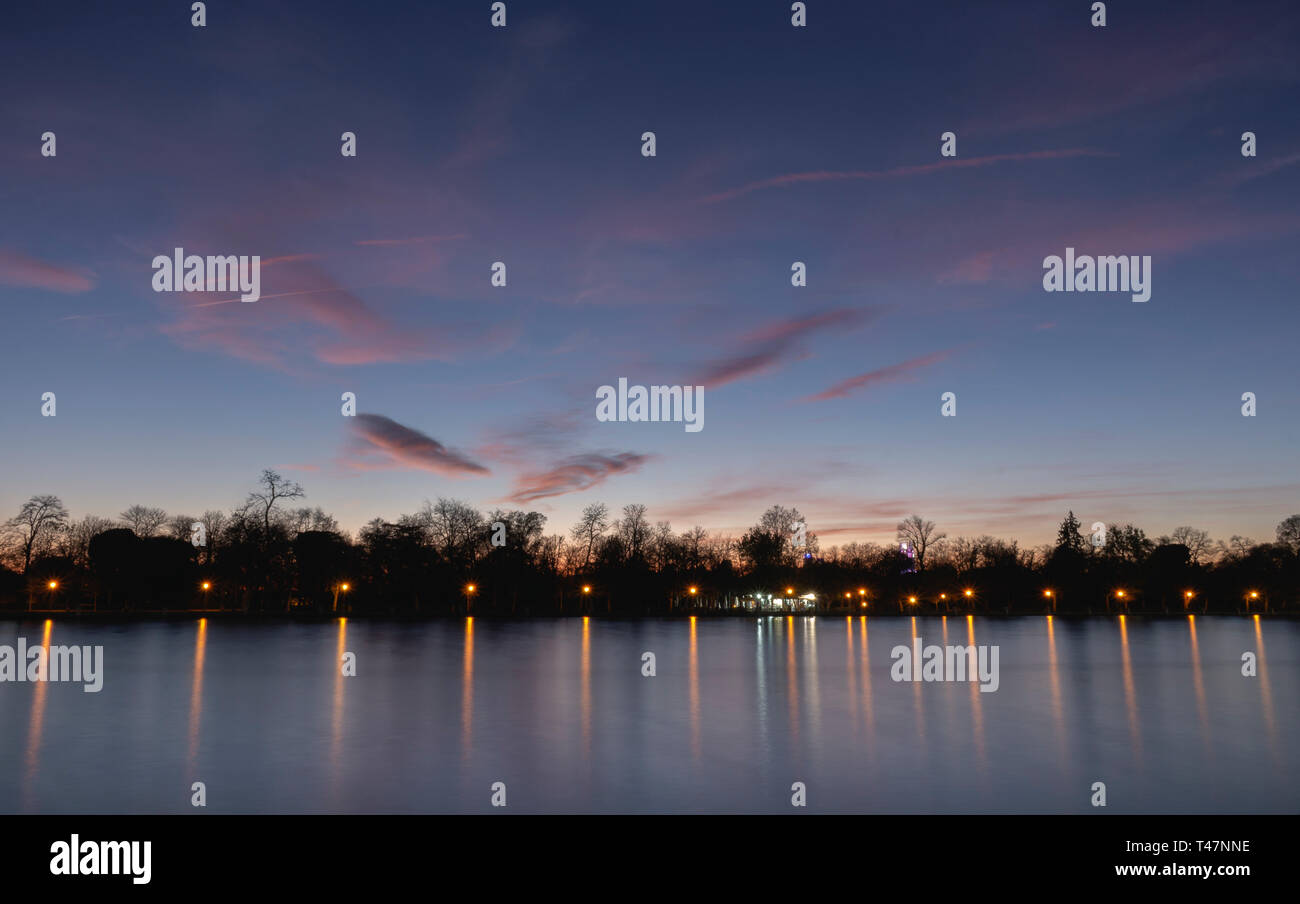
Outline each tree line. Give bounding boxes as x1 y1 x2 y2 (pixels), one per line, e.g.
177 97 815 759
2 472 1298 616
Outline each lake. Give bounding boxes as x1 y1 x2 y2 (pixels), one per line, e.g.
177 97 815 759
0 615 1294 813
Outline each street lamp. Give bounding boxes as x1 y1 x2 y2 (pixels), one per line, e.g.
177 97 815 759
1183 590 1194 611
1246 590 1259 613
1043 589 1055 613
465 583 477 614
1109 588 1127 613
332 581 350 613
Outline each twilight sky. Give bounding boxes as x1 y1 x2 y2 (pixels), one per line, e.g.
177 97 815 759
2 0 1298 547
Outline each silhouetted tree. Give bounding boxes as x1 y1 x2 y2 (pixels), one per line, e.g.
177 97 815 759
571 503 609 569
7 495 69 572
246 470 304 533
120 505 167 537
897 514 944 572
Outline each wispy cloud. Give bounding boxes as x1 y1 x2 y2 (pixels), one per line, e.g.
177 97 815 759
508 451 649 502
162 259 494 368
353 234 469 247
0 249 94 293
699 149 1116 204
1219 151 1300 188
693 309 877 388
346 413 489 476
803 351 952 402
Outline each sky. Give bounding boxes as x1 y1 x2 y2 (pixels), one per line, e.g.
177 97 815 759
2 0 1299 549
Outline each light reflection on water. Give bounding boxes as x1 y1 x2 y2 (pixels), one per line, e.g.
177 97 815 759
0 615 1294 814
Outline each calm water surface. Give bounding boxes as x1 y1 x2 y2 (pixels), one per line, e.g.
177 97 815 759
0 615 1294 813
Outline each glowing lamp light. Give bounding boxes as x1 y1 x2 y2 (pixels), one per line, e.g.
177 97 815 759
47 580 58 590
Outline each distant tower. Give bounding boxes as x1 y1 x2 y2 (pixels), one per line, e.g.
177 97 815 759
900 540 917 575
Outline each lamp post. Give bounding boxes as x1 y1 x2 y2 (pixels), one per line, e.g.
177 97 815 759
201 581 211 611
46 579 58 611
332 581 350 613
1043 589 1055 614
582 584 591 615
465 583 477 615
1110 588 1127 613
1246 590 1259 613
1183 590 1194 612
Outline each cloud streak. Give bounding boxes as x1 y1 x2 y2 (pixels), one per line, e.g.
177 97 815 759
347 413 490 476
803 351 952 402
694 309 877 389
0 249 94 293
699 149 1117 204
508 451 649 502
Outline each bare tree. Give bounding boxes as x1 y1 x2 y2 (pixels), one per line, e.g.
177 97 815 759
286 506 340 536
7 495 70 572
1168 526 1213 564
680 525 709 570
120 505 167 537
421 498 484 566
570 502 610 568
896 514 945 572
616 504 650 561
62 514 117 567
943 536 979 573
1276 515 1300 554
1214 535 1255 563
167 514 198 541
246 470 304 532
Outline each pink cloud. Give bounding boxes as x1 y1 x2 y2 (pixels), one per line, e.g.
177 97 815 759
803 351 952 402
508 451 649 502
346 414 489 476
161 259 489 368
0 249 94 293
694 308 878 389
